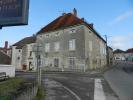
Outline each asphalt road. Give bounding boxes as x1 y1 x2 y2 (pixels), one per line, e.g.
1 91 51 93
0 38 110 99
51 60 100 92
104 62 133 100
16 71 118 100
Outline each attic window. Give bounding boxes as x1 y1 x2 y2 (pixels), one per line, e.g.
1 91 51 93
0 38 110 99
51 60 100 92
55 32 59 36
69 29 76 33
45 34 50 38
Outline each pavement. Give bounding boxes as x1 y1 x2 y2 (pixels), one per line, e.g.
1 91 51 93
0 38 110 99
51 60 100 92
16 71 118 100
104 62 133 100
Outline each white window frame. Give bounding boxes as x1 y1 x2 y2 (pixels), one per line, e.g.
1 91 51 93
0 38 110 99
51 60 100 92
55 32 60 37
69 29 76 33
45 43 50 52
69 39 76 51
45 34 50 38
54 42 60 52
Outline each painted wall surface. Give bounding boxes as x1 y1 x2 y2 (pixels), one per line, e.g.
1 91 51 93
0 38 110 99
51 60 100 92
0 65 15 77
12 46 22 70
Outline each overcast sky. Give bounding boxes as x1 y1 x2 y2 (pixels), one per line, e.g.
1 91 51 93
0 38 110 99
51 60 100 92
0 0 133 50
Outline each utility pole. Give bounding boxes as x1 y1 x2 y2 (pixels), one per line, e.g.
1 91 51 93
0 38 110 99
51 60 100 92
33 44 42 86
104 35 109 66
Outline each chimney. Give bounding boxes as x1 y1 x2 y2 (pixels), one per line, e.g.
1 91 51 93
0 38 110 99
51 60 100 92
62 12 66 16
81 18 84 21
90 23 94 28
4 41 8 49
4 41 8 53
73 8 77 16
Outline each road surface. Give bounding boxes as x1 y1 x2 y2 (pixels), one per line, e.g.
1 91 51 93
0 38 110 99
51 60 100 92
16 71 118 100
104 62 133 100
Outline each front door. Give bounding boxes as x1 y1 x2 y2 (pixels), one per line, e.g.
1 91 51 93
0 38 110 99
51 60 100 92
54 58 59 67
69 57 76 70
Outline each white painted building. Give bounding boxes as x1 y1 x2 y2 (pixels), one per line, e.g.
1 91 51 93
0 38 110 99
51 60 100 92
12 36 37 71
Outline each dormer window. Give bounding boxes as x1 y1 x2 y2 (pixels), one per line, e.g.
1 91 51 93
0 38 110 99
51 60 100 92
69 29 76 33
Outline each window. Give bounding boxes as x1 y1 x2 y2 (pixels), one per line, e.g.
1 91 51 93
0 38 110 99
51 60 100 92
29 51 32 57
55 32 60 36
17 57 20 60
69 57 76 69
45 43 50 52
54 58 59 67
69 39 76 50
54 42 60 51
45 34 50 38
18 50 21 52
69 29 76 33
89 41 92 51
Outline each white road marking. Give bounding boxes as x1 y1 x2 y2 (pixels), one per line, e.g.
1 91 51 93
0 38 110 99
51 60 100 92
54 80 82 100
94 78 106 100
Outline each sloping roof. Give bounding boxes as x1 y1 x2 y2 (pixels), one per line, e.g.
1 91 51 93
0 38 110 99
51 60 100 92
126 48 133 53
13 36 36 49
108 46 113 50
113 49 125 54
0 51 11 64
37 13 106 43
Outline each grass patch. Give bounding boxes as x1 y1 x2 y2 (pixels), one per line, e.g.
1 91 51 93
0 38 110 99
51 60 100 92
34 86 45 100
0 78 26 96
0 96 13 100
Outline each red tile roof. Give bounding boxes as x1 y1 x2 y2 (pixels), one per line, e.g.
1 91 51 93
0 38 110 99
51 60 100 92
37 13 106 43
126 48 133 53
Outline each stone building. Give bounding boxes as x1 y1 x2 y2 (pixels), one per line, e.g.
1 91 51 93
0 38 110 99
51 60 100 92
125 48 133 62
107 46 113 65
113 49 126 61
12 36 36 71
36 9 107 71
0 41 12 57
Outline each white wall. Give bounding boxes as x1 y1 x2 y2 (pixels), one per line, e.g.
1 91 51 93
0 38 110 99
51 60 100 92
0 65 15 77
12 46 22 70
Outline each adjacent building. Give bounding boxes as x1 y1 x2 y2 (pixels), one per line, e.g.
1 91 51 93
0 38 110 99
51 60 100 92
36 9 107 71
125 48 133 62
107 46 113 65
12 36 37 71
0 41 12 57
113 49 126 61
0 51 11 65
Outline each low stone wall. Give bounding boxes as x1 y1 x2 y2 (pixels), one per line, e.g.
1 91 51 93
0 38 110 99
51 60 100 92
0 65 15 77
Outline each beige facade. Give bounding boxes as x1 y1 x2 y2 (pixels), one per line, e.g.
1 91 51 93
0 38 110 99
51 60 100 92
37 24 106 71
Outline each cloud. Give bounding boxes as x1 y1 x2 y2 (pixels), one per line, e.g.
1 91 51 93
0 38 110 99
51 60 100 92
109 10 133 25
108 34 133 50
